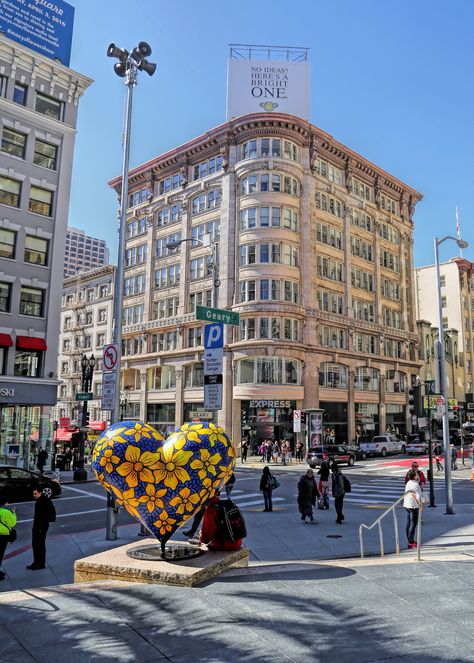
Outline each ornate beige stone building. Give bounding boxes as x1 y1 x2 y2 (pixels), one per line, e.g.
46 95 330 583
109 112 422 449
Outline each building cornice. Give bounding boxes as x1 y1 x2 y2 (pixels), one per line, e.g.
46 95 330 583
108 112 423 205
63 264 116 288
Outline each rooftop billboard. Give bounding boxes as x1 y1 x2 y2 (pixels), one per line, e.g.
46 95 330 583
0 0 75 66
227 47 310 120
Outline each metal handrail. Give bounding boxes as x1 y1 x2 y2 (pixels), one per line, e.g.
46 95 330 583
359 491 422 561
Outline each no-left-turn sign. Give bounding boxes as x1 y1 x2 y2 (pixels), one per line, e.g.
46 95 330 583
103 344 119 371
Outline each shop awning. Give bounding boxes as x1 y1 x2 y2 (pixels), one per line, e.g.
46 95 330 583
16 336 47 351
54 428 74 442
89 421 107 431
0 333 13 347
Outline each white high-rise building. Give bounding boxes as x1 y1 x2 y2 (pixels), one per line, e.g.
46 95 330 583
64 226 110 278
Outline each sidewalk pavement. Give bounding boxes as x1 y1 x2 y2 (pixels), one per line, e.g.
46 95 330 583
1 554 473 662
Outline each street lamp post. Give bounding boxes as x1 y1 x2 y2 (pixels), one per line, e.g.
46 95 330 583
106 41 156 539
167 236 220 308
73 353 95 481
434 235 469 515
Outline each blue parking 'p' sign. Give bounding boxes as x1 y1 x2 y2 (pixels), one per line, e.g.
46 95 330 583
204 323 224 349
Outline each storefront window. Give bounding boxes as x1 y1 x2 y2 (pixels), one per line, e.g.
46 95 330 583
354 367 379 391
14 350 41 377
235 357 301 385
147 403 175 436
320 401 348 445
241 399 296 453
385 403 406 436
319 363 348 388
355 403 380 441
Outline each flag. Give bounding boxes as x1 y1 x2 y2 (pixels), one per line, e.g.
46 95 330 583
456 206 461 239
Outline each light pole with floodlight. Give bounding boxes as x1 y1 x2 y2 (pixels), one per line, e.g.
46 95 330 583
434 235 469 515
105 41 156 539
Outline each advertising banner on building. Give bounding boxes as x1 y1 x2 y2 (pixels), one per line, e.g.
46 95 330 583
227 59 310 120
0 0 75 66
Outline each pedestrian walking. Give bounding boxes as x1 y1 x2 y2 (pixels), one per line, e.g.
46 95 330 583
240 438 249 463
259 441 265 462
451 444 458 471
265 440 272 463
65 448 72 471
272 441 279 464
36 447 48 474
404 469 422 549
225 472 236 499
0 498 16 581
280 441 286 466
434 450 444 471
27 486 56 570
285 442 292 464
405 462 426 489
295 441 304 462
331 462 346 525
317 459 330 509
260 466 274 512
297 469 319 523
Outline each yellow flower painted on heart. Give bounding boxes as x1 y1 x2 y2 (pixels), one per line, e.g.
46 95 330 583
116 445 160 488
169 487 200 515
99 448 121 474
121 488 141 519
123 422 156 444
207 425 229 448
190 448 222 480
137 484 167 513
217 464 234 482
153 509 176 536
198 477 215 501
153 444 193 490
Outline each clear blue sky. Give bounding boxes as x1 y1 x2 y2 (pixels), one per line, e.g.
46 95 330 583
66 0 474 268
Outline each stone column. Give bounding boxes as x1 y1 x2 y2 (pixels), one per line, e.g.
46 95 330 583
348 368 355 443
303 351 319 409
177 207 189 316
175 368 184 427
138 370 148 422
379 375 386 435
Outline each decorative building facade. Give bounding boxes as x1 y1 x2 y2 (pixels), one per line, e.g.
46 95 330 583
0 35 91 465
109 113 422 448
64 226 110 278
55 265 116 427
415 258 474 406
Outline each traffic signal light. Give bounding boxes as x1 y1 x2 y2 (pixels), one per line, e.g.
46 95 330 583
84 410 90 427
408 385 424 417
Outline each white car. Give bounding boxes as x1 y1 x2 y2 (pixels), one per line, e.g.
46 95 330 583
406 436 429 454
360 435 406 457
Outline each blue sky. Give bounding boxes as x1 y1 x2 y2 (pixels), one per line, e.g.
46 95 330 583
66 0 474 268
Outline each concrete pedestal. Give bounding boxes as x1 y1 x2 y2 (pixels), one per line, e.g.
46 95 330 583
74 538 248 587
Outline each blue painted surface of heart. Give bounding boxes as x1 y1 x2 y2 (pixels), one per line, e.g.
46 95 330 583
91 421 235 541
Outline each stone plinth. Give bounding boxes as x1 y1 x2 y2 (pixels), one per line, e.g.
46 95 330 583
74 538 248 587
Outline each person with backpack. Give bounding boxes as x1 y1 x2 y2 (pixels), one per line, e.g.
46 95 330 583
27 486 56 570
199 493 244 551
260 465 275 512
0 497 16 581
317 459 330 509
331 462 347 525
297 469 320 523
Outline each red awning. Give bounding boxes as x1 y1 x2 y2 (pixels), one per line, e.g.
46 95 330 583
54 428 74 442
0 333 13 347
16 336 47 351
89 421 107 431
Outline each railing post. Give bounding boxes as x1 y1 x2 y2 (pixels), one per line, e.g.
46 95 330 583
378 521 384 557
359 525 364 559
393 506 400 556
417 504 422 561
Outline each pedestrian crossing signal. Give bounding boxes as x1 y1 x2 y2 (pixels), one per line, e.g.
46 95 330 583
408 385 424 417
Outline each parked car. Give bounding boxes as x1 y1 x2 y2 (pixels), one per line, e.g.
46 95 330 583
0 466 61 502
406 434 429 455
347 445 367 461
306 444 356 468
360 434 406 457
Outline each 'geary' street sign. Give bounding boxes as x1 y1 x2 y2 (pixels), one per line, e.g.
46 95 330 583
196 305 240 326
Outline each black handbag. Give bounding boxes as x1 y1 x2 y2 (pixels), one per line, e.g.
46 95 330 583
7 527 17 543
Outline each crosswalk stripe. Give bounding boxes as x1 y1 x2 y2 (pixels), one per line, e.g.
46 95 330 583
344 497 394 504
238 497 285 508
232 492 261 500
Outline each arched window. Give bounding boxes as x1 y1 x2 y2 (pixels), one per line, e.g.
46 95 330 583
319 363 348 388
354 367 379 391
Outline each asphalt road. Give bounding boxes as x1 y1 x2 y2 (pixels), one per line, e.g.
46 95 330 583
9 453 472 546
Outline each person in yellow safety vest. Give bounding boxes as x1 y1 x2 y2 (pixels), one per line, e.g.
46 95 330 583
0 497 17 581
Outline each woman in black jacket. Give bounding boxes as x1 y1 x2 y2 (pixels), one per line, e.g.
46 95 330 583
298 469 319 523
259 466 274 512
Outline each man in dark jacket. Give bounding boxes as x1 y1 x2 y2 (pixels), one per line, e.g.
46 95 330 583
36 448 48 474
317 459 330 509
331 462 346 525
27 487 56 570
297 469 319 523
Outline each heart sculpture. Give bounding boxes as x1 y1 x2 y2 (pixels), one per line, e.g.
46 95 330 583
91 420 235 547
